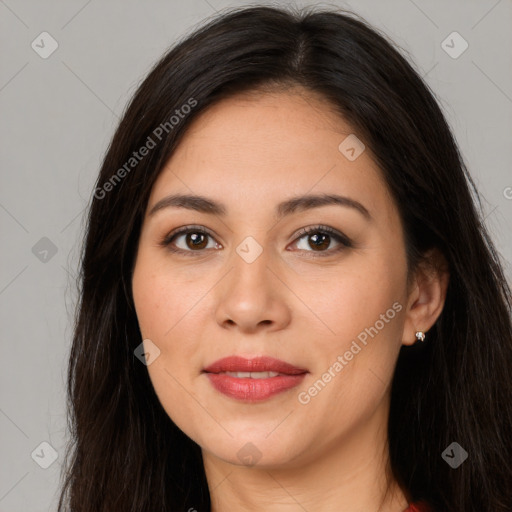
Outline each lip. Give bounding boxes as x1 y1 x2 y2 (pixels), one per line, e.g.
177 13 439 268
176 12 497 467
203 356 308 402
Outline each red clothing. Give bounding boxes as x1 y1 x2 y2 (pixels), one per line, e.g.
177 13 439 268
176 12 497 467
404 502 432 512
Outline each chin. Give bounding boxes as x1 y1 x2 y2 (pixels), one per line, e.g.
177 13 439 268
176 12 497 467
195 426 304 468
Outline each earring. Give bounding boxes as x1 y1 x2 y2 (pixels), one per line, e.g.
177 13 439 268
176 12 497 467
415 331 426 343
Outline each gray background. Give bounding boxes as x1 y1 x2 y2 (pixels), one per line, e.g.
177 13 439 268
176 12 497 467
1 0 511 510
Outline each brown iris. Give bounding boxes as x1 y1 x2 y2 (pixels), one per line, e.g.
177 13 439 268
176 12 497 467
186 232 208 250
308 233 330 251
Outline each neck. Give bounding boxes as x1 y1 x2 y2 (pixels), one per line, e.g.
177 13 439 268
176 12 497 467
203 398 410 512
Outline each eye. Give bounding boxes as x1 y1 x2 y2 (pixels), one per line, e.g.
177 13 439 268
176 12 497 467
160 225 222 256
289 225 352 256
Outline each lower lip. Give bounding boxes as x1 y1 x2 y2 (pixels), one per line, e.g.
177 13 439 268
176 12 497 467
205 373 307 402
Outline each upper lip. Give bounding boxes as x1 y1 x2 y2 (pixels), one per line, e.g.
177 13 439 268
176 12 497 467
203 356 308 375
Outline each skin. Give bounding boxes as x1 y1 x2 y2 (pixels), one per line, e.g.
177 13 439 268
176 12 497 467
131 87 449 512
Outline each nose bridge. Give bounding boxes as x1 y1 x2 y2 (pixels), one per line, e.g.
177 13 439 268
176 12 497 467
214 232 290 332
228 233 273 299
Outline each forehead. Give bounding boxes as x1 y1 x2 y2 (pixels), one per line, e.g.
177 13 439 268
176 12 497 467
148 88 393 222
175 87 356 161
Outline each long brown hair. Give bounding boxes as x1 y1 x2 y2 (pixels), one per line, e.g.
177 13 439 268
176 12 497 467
58 5 512 511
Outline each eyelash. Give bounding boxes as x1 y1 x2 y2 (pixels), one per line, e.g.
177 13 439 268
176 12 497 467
159 224 353 258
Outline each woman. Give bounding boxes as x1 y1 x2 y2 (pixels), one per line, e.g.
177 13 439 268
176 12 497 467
58 5 512 511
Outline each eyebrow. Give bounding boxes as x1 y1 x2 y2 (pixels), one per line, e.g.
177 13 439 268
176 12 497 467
148 192 371 221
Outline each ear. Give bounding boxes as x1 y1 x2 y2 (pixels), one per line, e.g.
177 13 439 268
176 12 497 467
402 248 450 346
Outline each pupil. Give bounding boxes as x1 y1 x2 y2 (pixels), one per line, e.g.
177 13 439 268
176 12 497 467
310 233 329 251
188 233 207 249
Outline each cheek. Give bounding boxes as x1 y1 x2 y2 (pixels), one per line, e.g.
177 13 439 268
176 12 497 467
315 252 407 346
132 255 208 433
131 252 208 408
296 248 407 415
132 249 207 342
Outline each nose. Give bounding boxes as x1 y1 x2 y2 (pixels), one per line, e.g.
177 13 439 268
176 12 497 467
214 244 292 334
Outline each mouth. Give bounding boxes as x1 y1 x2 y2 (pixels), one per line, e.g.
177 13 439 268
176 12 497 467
203 356 308 402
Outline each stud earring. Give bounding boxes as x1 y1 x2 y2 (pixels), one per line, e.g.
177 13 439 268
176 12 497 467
415 331 426 343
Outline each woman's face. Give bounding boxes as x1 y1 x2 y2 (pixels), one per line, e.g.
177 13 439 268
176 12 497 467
132 88 413 469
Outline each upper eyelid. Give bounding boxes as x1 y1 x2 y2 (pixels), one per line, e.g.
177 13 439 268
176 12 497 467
164 225 217 243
